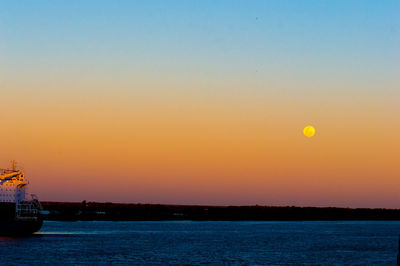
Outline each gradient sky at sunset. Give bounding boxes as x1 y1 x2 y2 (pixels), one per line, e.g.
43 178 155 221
1 1 399 207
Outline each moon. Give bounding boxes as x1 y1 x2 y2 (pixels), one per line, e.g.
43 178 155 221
303 125 315 138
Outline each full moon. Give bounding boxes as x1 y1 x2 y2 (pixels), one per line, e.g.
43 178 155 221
303 125 315 138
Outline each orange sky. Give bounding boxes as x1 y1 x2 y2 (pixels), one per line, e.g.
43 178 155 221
1 82 399 207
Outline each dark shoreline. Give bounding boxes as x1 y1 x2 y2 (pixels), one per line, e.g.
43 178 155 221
41 201 400 221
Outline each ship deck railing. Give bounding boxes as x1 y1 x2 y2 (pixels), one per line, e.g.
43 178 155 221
16 202 40 218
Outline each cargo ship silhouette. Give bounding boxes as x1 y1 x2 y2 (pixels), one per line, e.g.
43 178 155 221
0 161 42 235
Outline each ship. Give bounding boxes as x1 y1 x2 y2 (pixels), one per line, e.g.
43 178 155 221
0 161 43 236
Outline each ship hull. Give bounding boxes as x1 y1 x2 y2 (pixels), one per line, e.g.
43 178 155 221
0 218 43 236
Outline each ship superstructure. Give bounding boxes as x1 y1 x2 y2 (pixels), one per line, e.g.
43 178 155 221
0 161 43 235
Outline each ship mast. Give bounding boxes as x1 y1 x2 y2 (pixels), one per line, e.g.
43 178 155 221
11 160 17 172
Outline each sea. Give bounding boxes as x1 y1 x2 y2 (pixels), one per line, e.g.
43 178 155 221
0 221 399 265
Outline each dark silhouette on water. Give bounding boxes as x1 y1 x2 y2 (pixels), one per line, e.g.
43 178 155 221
41 201 400 221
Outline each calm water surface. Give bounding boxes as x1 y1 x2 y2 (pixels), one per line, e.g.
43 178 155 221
0 221 399 265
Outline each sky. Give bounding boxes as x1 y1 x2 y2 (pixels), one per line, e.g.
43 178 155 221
0 1 399 207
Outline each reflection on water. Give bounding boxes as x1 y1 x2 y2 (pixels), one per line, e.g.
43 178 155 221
0 221 399 264
35 232 80 235
0 236 20 242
